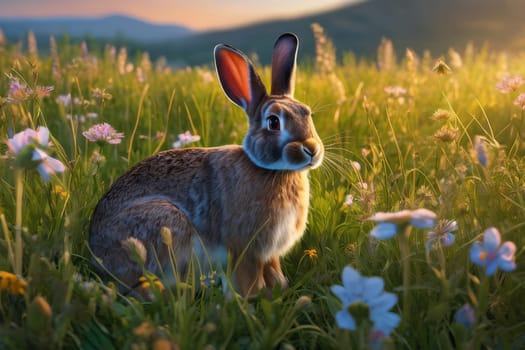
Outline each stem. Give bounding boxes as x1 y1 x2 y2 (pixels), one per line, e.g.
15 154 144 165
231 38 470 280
399 225 412 330
437 244 450 301
15 169 24 276
473 274 490 348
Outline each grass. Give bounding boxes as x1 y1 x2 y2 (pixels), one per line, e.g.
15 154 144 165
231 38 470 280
0 31 524 349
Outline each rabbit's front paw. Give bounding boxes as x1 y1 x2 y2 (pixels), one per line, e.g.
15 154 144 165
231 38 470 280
263 256 288 290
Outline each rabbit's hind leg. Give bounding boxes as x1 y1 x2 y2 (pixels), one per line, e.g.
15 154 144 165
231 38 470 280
89 199 194 295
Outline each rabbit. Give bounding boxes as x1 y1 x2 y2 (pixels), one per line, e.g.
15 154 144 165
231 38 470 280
88 33 324 297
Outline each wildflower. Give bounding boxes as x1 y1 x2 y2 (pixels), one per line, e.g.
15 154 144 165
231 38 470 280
426 220 458 251
513 93 525 110
345 243 356 254
357 182 368 190
172 131 201 148
473 135 488 167
344 194 354 206
431 109 451 121
82 123 124 145
331 266 400 336
133 321 156 337
470 227 516 276
6 127 65 182
433 126 459 143
53 185 68 198
56 94 72 107
91 88 112 101
304 249 318 259
89 150 106 164
454 303 475 330
32 85 54 99
384 86 407 105
7 78 31 103
0 271 27 295
138 276 164 292
384 86 407 97
432 59 452 74
351 161 361 172
416 185 438 207
496 75 525 93
368 208 436 240
200 271 219 288
33 148 66 182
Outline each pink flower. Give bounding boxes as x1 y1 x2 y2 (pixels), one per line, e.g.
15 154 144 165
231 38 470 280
344 194 354 206
513 93 525 110
6 127 65 182
172 131 201 148
496 75 525 93
82 123 124 145
32 85 54 99
384 86 407 97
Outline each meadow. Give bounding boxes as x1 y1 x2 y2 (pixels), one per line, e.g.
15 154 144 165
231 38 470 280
0 27 524 349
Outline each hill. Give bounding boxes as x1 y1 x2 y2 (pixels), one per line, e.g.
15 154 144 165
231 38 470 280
0 0 524 66
0 14 193 42
144 0 525 66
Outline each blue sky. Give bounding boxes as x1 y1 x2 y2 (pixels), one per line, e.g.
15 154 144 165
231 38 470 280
0 0 361 30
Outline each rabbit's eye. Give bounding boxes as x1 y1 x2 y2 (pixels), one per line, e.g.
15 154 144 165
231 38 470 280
267 115 280 131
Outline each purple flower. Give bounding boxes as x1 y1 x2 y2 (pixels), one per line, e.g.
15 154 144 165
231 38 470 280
368 208 437 240
473 136 488 167
331 266 400 336
32 148 66 181
426 220 458 251
56 94 72 107
469 227 516 276
454 303 475 330
172 130 201 148
7 78 31 103
82 123 124 145
6 127 65 182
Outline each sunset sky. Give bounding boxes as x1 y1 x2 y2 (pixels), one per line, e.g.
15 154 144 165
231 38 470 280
0 0 360 31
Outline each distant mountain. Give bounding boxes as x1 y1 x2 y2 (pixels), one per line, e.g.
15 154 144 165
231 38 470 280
0 14 193 42
144 0 525 66
1 0 524 67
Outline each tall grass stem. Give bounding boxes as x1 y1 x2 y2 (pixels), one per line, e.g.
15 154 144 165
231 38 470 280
15 169 24 276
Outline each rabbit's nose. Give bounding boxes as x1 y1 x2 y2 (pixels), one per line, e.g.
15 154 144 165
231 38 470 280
302 138 321 157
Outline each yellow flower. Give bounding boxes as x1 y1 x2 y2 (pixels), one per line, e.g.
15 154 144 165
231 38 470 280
0 271 28 295
138 276 164 292
133 321 156 337
304 249 318 259
53 185 68 198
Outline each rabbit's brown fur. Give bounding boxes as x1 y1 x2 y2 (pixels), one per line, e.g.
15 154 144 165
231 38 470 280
89 33 323 297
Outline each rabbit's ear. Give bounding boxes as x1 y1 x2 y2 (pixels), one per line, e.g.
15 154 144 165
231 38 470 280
214 45 266 112
271 33 298 97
